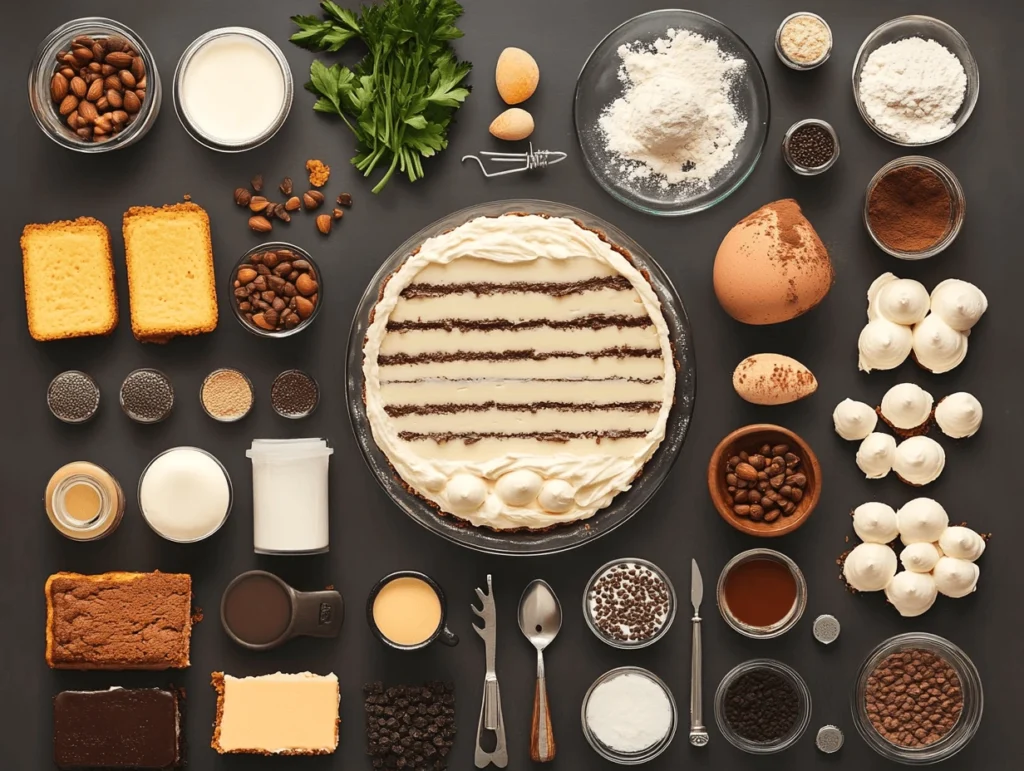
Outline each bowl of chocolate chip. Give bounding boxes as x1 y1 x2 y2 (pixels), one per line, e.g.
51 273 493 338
230 242 322 337
707 424 821 537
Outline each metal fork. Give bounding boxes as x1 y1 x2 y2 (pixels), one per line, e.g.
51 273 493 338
472 575 508 768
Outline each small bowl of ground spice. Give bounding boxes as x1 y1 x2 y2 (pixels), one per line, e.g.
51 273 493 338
782 119 839 175
775 12 832 70
200 368 254 422
865 156 965 259
715 659 812 754
583 558 677 649
716 548 807 639
852 632 983 763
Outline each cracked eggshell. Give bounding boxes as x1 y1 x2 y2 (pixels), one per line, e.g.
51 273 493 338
732 354 817 405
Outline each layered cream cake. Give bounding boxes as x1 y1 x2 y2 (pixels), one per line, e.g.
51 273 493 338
363 213 676 530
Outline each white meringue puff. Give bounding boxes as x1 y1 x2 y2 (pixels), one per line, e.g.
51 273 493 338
868 273 930 325
844 542 898 592
938 526 986 561
833 399 878 441
445 473 487 514
932 556 980 598
930 279 988 331
880 383 934 432
856 433 897 479
858 319 914 372
893 436 946 486
885 570 938 617
912 314 968 374
935 392 983 439
852 502 899 544
896 497 949 544
900 542 942 573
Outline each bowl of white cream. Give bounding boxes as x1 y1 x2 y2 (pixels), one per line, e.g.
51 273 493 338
173 27 293 152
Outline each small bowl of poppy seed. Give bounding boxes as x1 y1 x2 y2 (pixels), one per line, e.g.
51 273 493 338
582 558 677 649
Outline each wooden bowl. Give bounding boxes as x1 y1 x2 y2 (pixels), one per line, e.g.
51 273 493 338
707 424 821 537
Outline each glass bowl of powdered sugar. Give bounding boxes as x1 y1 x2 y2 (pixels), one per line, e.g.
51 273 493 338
574 9 770 216
853 16 979 146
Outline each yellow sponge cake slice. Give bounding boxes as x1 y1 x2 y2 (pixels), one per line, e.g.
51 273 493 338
123 202 217 342
21 217 118 342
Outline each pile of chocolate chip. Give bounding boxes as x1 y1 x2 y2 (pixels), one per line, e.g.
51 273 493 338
725 443 807 523
364 682 456 770
588 562 670 643
233 249 319 333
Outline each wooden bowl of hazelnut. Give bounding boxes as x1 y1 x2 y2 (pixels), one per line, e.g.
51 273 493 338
707 424 821 537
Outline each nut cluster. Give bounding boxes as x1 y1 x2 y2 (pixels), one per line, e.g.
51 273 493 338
866 649 963 748
364 682 456 770
235 165 351 236
234 249 319 333
725 443 807 523
50 35 147 142
588 562 670 643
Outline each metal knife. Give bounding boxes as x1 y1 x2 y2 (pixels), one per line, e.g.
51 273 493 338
689 559 709 747
472 575 508 768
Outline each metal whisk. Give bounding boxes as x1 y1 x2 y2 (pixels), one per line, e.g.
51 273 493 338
462 143 567 178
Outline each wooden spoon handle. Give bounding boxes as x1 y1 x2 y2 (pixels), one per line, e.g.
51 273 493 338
530 675 556 762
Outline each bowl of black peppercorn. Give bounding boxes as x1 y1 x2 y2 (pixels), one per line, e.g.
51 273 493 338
782 119 839 175
714 658 812 754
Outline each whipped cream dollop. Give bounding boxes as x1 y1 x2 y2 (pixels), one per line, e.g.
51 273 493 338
844 542 898 591
939 526 986 561
868 273 930 325
893 436 946 486
912 314 968 374
930 279 988 331
900 542 942 573
885 570 938 617
933 556 980 598
858 319 913 372
494 470 543 507
856 433 896 479
935 392 983 438
853 502 899 543
880 383 934 431
833 399 878 441
897 497 949 544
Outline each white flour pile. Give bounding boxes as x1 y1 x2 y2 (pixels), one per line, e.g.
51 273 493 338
599 28 748 189
858 37 967 144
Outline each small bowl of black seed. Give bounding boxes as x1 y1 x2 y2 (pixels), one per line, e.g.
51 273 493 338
120 368 174 424
583 558 677 649
782 119 840 176
714 658 812 754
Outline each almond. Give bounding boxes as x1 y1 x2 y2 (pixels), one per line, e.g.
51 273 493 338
731 353 818 406
119 69 136 89
58 94 79 116
249 196 270 213
104 75 122 91
106 90 123 109
69 76 87 99
248 216 273 233
123 90 141 113
131 56 146 81
316 214 332 235
78 100 98 122
86 78 104 102
295 296 315 319
105 51 133 69
495 47 539 105
50 73 69 102
296 273 318 296
489 108 534 141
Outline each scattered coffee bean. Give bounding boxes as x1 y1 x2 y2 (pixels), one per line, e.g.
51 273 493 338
364 682 456 771
279 177 293 196
588 561 671 643
303 190 325 210
724 668 802 744
336 192 353 207
332 208 344 220
316 214 333 235
725 443 806 522
234 250 319 333
251 173 264 192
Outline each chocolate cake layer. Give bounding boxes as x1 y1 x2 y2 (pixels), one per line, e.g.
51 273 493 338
379 346 662 367
401 275 632 298
398 429 650 443
384 401 662 416
386 314 652 332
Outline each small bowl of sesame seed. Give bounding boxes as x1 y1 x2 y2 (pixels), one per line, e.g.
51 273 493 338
583 557 677 649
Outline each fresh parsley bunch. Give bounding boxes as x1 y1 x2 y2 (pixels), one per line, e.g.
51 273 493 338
291 0 472 194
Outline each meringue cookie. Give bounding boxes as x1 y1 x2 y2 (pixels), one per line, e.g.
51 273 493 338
885 570 938 617
912 314 968 374
930 279 988 331
538 479 575 514
900 542 942 573
893 436 946 486
938 526 986 561
844 542 898 591
495 470 542 507
880 383 934 431
833 399 878 441
856 433 897 479
932 557 980 598
868 274 930 325
853 502 899 543
935 392 983 439
897 498 949 544
445 474 487 514
858 319 914 372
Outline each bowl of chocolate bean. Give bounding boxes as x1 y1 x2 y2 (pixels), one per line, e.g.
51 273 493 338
230 242 322 337
707 424 821 537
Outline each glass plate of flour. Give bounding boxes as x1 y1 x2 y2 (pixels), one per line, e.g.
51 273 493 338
575 10 769 216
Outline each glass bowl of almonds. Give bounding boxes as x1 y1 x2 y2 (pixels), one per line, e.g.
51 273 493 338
230 242 323 338
28 17 161 152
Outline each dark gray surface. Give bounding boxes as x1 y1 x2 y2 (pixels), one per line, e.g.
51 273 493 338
3 0 1020 768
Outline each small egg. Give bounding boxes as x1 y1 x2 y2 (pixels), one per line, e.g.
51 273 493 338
495 47 539 105
489 108 534 141
732 353 817 405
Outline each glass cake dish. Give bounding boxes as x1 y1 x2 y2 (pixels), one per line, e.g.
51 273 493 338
346 200 695 555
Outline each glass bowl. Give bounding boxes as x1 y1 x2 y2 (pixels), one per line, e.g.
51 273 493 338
345 200 696 556
852 16 979 146
199 368 255 423
582 557 677 649
229 242 323 338
574 9 770 216
716 549 807 639
715 659 812 754
782 119 840 175
852 632 983 764
775 12 833 70
137 447 233 543
172 27 293 152
582 667 678 764
864 156 965 260
28 17 162 152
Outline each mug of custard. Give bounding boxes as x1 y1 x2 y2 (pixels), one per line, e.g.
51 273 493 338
367 571 459 650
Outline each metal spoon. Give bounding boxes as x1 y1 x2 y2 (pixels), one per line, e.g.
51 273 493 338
518 580 562 763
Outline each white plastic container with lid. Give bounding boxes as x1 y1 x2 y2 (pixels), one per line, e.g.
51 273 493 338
247 439 333 554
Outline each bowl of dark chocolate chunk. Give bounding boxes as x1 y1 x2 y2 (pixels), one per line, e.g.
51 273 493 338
230 242 322 337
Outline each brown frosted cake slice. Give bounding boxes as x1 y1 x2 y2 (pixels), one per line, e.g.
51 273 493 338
45 571 192 670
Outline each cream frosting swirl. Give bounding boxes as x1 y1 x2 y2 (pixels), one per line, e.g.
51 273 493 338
900 542 942 573
893 437 946 486
880 383 933 431
935 392 983 438
852 502 899 543
858 319 913 372
856 433 896 479
938 526 986 561
932 557 980 598
868 273 929 325
930 279 988 331
912 314 968 374
844 542 897 591
885 570 938 617
833 399 878 441
896 497 949 544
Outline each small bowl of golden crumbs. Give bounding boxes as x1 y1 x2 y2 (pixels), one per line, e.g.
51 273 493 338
776 13 833 70
200 368 254 422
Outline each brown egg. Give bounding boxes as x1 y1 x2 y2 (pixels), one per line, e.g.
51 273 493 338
732 353 818 405
713 199 834 325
